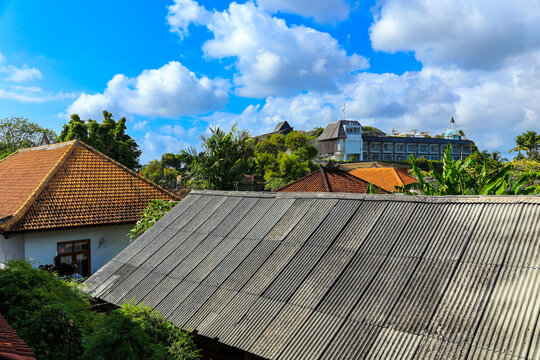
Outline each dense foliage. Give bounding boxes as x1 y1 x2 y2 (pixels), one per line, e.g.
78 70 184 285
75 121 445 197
403 144 539 195
141 153 184 189
179 126 255 190
255 131 319 190
84 303 200 360
0 116 57 159
58 111 142 170
0 261 199 360
129 199 179 240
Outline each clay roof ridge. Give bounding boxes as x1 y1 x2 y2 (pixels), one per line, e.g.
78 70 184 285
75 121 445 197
72 140 179 200
0 141 77 233
321 168 331 192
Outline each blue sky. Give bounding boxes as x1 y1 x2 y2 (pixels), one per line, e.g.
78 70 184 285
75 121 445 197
0 0 538 163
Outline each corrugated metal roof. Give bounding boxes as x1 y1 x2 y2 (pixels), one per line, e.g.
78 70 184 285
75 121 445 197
85 190 540 360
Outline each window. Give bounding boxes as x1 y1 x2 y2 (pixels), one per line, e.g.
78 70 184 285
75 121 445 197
57 240 90 277
370 153 381 161
396 154 408 161
395 143 405 153
345 126 361 134
419 144 428 154
407 144 417 154
429 144 439 154
371 142 381 153
462 145 471 154
383 142 393 153
452 145 461 154
383 154 393 161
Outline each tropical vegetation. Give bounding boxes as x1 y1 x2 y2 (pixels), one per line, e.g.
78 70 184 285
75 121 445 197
0 260 200 360
403 144 539 195
129 199 179 240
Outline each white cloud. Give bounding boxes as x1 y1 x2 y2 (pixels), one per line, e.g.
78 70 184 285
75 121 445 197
0 85 74 103
67 61 230 119
167 0 209 38
256 0 351 23
370 0 540 70
167 0 367 97
4 65 43 82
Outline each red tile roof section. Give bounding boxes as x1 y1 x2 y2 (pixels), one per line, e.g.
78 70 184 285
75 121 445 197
349 167 418 192
277 168 387 194
0 143 71 219
0 313 36 360
0 140 179 233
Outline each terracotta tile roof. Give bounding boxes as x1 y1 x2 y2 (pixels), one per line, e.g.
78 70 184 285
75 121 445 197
349 167 418 192
277 167 387 193
0 313 36 360
0 140 179 233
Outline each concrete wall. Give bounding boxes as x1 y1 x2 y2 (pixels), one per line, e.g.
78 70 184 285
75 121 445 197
23 224 133 274
0 233 24 264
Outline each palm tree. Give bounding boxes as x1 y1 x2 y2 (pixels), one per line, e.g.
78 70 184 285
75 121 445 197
509 134 528 158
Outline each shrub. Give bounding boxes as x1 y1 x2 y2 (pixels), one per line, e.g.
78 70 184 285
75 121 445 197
83 302 200 360
0 261 200 360
0 260 90 359
129 199 179 240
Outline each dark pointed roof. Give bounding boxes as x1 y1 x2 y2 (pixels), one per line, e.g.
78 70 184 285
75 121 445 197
317 120 361 141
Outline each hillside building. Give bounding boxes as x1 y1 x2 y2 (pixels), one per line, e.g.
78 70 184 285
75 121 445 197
316 118 473 162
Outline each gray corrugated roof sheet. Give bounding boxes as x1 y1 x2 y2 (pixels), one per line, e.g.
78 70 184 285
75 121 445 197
85 190 540 360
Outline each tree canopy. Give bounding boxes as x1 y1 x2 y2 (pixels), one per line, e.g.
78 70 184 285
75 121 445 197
510 130 540 160
0 116 57 159
58 111 142 170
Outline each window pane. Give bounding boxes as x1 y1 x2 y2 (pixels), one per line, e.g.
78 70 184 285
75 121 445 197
74 240 89 251
58 243 73 254
60 256 72 264
76 253 89 277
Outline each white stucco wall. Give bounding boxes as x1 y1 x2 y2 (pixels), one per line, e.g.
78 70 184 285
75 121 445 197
0 233 24 264
23 224 133 274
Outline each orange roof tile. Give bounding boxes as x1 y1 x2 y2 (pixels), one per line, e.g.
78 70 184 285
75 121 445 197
0 313 36 360
0 141 179 233
277 167 387 194
349 167 417 193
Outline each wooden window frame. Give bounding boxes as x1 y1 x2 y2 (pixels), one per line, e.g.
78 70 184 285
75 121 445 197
57 239 91 276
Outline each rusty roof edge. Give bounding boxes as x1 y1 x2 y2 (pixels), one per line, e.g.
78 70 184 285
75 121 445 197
0 141 77 233
188 189 540 203
74 140 180 201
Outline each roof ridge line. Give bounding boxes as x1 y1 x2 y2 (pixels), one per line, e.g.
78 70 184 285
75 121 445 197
73 140 179 200
0 141 77 233
321 168 331 192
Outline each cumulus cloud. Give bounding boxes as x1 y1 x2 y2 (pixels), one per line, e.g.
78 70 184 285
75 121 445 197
67 61 230 119
167 0 367 97
370 0 540 70
256 0 351 23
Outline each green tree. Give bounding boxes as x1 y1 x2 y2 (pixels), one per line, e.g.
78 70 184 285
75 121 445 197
58 111 142 170
141 158 181 190
264 152 312 190
180 126 255 190
0 116 57 158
